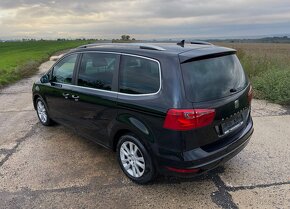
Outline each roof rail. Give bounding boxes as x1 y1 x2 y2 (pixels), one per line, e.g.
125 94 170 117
138 44 165 51
77 43 166 51
190 41 213 45
77 43 101 48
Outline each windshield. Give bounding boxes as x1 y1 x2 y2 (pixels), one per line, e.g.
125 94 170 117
181 54 248 102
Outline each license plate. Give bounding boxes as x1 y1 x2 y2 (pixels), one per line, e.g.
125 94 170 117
221 114 243 135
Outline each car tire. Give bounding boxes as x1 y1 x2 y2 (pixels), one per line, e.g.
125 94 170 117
117 134 156 184
35 97 53 126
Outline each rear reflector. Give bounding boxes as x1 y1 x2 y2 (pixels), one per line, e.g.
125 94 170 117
165 166 200 173
248 85 253 104
163 109 215 131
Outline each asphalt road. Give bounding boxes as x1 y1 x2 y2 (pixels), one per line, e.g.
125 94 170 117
0 60 289 209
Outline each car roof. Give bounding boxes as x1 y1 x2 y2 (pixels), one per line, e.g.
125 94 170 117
70 42 235 62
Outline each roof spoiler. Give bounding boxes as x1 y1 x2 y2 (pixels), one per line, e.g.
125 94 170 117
190 41 213 45
179 48 237 64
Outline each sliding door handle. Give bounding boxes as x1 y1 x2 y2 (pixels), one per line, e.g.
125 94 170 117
72 95 79 101
62 93 69 99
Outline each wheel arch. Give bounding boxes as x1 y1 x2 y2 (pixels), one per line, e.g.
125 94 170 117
112 129 132 152
33 94 41 110
112 127 155 153
33 94 48 111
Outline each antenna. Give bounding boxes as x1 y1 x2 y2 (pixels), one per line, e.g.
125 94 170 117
177 40 185 47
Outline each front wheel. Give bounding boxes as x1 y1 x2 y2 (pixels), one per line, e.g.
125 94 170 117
36 98 53 126
117 134 156 184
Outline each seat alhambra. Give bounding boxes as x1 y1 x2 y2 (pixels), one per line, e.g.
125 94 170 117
32 42 254 184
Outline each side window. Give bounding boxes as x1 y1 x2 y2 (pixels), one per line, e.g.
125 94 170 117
78 53 117 91
119 55 160 94
51 54 77 84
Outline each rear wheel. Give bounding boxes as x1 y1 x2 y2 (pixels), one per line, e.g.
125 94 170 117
36 98 52 126
117 134 156 184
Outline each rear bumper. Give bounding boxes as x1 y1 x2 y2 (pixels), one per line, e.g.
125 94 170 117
157 117 254 177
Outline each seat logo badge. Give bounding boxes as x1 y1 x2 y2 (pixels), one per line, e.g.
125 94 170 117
234 100 239 109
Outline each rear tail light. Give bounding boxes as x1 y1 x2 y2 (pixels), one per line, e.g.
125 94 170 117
163 109 215 131
248 85 253 104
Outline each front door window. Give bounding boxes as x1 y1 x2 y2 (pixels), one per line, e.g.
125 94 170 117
51 54 77 84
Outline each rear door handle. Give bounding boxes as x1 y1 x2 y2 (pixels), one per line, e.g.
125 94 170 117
62 93 70 99
72 95 79 101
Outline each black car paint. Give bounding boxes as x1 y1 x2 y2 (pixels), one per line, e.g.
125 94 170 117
32 43 254 176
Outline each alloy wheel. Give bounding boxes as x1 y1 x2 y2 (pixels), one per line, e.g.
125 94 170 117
120 141 145 178
37 100 47 123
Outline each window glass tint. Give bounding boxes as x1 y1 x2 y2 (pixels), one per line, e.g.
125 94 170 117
181 55 248 102
52 54 77 84
78 53 117 91
119 55 160 94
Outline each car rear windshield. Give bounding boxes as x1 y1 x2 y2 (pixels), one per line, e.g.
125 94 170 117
181 54 248 102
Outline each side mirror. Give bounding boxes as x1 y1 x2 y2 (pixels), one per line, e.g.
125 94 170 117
40 74 49 83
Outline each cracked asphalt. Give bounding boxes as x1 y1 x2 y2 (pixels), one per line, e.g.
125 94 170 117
0 60 289 209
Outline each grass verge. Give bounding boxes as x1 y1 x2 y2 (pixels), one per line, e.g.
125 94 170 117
0 40 92 88
218 43 290 105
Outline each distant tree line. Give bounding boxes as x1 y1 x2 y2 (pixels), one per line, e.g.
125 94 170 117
209 36 290 44
112 35 137 43
1 35 138 43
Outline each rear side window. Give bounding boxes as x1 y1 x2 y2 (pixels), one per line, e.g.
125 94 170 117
78 53 117 91
181 54 248 102
119 55 160 94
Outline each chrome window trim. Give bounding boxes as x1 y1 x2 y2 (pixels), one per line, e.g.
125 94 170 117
56 82 118 96
51 51 162 97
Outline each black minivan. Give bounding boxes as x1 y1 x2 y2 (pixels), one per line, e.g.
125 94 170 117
32 42 254 184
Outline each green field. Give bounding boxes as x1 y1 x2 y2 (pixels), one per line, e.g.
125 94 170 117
0 41 289 105
216 43 290 105
0 40 91 87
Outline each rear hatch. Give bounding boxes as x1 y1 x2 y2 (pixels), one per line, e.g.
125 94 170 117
179 49 252 152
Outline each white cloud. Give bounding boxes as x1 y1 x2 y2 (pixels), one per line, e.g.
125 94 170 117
0 0 290 39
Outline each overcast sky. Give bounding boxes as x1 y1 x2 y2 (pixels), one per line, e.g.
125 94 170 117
0 0 290 40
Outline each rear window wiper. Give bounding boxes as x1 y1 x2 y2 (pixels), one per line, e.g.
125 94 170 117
230 88 237 93
230 86 245 93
